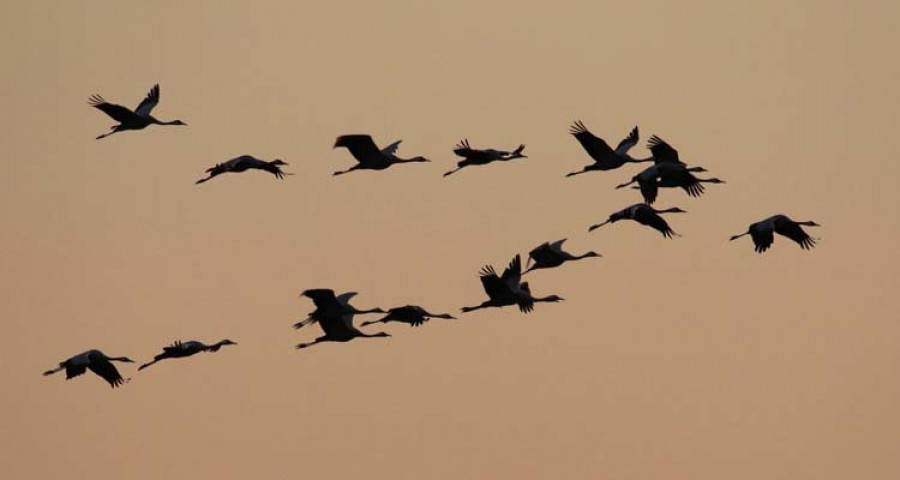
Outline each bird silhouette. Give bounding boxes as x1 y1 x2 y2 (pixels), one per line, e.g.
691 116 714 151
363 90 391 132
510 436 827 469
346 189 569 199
292 290 389 350
616 162 724 204
333 135 430 175
195 156 290 184
462 254 563 314
43 349 134 388
442 139 527 177
565 122 651 177
729 215 821 253
361 305 456 328
88 84 186 139
589 203 686 238
523 239 601 274
138 339 237 371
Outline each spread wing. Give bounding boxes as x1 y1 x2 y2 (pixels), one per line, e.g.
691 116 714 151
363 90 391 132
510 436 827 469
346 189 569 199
774 217 816 250
163 340 184 352
749 222 775 253
88 95 138 123
380 140 402 156
336 292 358 306
88 358 127 388
569 121 618 164
614 126 639 156
302 289 340 309
500 254 523 289
134 84 160 117
647 135 680 164
337 135 385 165
64 363 87 380
453 139 485 159
478 265 509 300
633 207 676 238
548 238 567 252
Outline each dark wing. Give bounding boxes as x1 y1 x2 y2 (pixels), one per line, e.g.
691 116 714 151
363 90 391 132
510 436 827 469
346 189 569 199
88 358 127 388
381 140 402 156
635 169 660 204
500 254 523 289
516 282 535 313
774 217 816 250
659 164 705 198
614 126 639 156
478 265 509 300
569 121 618 164
163 340 184 352
337 135 385 165
453 139 488 160
88 95 138 123
528 242 560 265
64 363 87 380
134 84 160 117
647 135 680 164
633 206 677 238
749 222 775 253
302 289 340 309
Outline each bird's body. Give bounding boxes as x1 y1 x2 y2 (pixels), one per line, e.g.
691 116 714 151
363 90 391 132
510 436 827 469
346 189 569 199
138 339 236 371
88 84 186 139
333 135 429 175
43 349 134 388
730 215 820 253
294 289 389 350
565 123 651 177
462 254 563 314
523 239 601 274
195 155 289 184
361 305 455 328
443 139 527 176
589 203 686 238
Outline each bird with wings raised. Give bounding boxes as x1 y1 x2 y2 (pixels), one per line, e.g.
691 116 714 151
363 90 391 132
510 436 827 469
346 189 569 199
88 84 186 139
730 215 821 253
293 289 389 350
461 254 563 314
195 155 290 184
332 135 430 175
565 122 651 177
442 139 527 177
523 239 601 274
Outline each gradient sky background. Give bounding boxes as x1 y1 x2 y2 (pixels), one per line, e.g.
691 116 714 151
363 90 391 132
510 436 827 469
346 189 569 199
2 1 898 478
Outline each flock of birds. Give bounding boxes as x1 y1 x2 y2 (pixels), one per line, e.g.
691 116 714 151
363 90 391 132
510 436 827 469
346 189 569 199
43 84 823 389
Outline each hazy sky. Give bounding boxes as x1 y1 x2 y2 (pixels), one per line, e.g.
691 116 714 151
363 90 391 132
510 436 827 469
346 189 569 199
2 1 898 479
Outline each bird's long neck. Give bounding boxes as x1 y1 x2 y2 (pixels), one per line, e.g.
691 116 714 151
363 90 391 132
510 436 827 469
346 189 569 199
534 295 558 303
396 156 428 164
729 231 750 241
656 208 684 214
627 155 654 163
352 306 384 315
151 118 184 126
461 302 489 313
799 221 819 227
360 331 389 338
431 313 455 319
109 356 130 362
573 252 598 260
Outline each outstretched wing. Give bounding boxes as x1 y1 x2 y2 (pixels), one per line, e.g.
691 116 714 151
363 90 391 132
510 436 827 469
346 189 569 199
88 95 138 123
774 216 816 250
569 121 618 164
381 140 402 156
749 221 775 253
336 135 384 165
647 135 680 164
88 358 127 388
134 84 160 117
453 139 483 159
614 126 639 156
302 289 340 309
336 291 358 306
478 265 509 300
633 207 677 238
500 254 523 288
163 340 184 352
548 238 567 252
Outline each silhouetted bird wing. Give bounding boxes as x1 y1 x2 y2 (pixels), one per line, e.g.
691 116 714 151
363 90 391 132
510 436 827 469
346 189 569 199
337 135 385 165
64 362 87 380
635 168 660 204
500 254 523 289
381 140 402 156
774 216 816 250
336 291 358 306
163 340 184 352
303 289 341 309
749 221 775 253
647 135 681 164
569 121 619 164
88 95 139 123
478 265 509 300
660 165 705 197
134 84 160 117
614 126 639 156
633 206 676 238
87 356 126 388
453 139 492 160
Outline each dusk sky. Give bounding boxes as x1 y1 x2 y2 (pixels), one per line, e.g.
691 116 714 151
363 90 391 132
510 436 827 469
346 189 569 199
2 1 898 478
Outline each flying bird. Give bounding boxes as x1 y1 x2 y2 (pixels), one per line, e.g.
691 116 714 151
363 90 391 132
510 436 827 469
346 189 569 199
138 339 237 371
442 139 527 177
616 162 724 204
293 289 385 330
361 305 456 328
589 203 686 238
43 349 134 388
195 155 290 184
88 84 186 139
523 239 601 274
645 135 691 165
729 215 820 253
566 122 651 177
333 135 430 175
462 254 563 314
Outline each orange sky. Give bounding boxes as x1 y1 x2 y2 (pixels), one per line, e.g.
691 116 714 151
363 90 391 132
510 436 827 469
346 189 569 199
1 1 898 479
